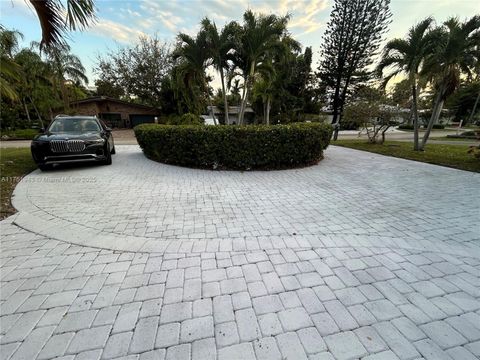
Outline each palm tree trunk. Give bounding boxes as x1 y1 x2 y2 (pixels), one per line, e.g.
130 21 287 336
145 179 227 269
412 84 419 151
239 82 248 124
219 67 229 125
262 101 266 124
205 80 217 125
239 62 255 125
420 84 445 150
239 78 248 125
208 95 217 126
60 80 69 112
266 97 271 125
407 106 413 125
467 90 480 125
28 96 44 128
22 98 31 123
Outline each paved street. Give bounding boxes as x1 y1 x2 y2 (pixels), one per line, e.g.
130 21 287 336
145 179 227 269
1 145 479 360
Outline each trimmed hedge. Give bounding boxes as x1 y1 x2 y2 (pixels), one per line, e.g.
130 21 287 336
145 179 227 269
134 123 333 170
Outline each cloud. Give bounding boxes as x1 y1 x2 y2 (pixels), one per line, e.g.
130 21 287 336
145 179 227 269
138 0 185 33
129 0 329 37
89 19 148 43
0 0 36 18
278 0 329 35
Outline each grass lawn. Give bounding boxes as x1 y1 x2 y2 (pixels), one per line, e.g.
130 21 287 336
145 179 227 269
334 140 480 173
430 136 478 142
0 148 36 219
1 129 38 140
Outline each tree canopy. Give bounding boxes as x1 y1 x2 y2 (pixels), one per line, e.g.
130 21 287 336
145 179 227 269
318 0 392 139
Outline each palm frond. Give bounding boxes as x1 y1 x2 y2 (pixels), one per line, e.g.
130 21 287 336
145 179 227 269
0 77 19 100
29 0 96 49
66 0 96 30
29 0 64 48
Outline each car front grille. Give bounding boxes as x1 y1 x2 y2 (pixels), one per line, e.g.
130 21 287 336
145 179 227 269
50 140 86 153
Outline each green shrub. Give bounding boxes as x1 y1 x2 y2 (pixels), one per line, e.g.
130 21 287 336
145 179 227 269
398 124 414 130
166 113 204 126
339 118 362 130
134 123 333 170
432 124 445 129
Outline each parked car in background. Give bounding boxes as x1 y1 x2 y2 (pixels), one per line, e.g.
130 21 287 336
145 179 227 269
31 115 115 171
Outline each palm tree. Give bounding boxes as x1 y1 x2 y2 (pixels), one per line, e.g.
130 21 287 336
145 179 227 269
28 0 96 48
252 62 275 124
235 10 290 124
15 48 55 126
0 27 23 101
420 16 480 150
252 35 301 125
377 17 437 150
42 43 88 110
201 19 240 125
174 31 216 122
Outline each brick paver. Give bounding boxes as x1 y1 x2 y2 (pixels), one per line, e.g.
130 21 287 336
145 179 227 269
1 145 479 359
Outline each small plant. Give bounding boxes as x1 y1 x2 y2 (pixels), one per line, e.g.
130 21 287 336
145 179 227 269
398 124 414 130
432 124 445 129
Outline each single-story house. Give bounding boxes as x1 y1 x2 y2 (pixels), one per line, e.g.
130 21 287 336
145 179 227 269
60 96 161 128
206 106 255 124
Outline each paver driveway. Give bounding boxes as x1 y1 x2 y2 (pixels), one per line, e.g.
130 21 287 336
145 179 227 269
1 145 479 360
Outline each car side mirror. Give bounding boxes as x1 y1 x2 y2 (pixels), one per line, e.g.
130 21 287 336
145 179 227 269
39 127 45 133
105 127 112 132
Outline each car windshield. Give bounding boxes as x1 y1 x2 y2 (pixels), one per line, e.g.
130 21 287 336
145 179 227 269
48 118 101 134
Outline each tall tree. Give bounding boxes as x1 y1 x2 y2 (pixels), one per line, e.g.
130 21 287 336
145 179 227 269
95 36 172 107
420 16 480 149
173 31 215 120
42 43 88 110
234 10 290 124
28 0 96 48
445 81 480 124
14 48 56 126
318 0 392 140
377 17 437 150
252 35 302 125
0 27 23 101
201 19 240 124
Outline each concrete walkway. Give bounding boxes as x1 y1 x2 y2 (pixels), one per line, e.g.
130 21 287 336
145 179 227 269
1 145 479 360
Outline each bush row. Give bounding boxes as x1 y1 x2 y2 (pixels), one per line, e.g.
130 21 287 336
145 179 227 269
134 123 333 170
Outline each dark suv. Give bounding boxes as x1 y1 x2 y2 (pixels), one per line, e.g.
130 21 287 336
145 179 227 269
31 115 115 171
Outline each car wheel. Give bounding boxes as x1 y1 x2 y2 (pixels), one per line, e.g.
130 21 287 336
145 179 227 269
104 147 112 165
111 146 116 155
38 164 52 171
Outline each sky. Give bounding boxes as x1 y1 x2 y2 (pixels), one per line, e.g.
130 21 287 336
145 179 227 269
1 0 479 89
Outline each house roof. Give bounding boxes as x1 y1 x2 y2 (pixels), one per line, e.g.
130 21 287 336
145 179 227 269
207 105 254 115
70 96 160 111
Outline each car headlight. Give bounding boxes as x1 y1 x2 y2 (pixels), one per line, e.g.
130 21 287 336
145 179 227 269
87 139 105 144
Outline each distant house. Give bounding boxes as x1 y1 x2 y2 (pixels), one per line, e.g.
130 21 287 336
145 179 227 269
59 96 161 128
206 106 255 124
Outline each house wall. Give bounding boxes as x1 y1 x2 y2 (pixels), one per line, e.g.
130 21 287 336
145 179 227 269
54 101 160 128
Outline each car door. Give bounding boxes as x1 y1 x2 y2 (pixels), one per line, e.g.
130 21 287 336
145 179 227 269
99 119 114 151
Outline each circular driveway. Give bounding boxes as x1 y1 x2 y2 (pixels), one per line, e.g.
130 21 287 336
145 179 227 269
12 145 480 257
3 145 480 360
